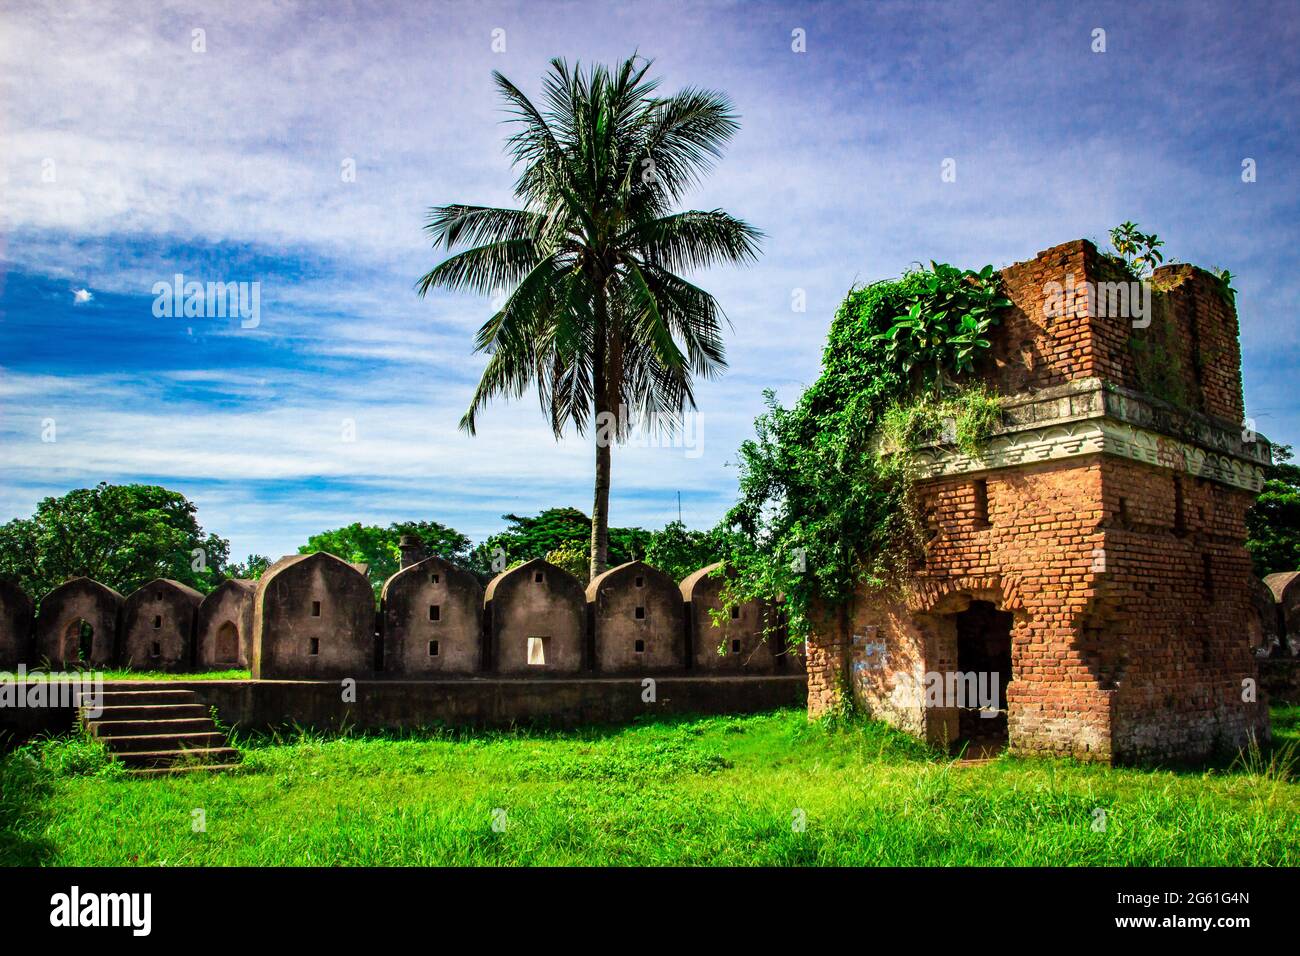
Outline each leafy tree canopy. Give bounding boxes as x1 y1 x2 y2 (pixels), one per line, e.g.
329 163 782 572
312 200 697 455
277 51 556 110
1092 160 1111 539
0 482 230 600
467 507 650 578
225 554 271 581
1247 444 1300 578
644 519 736 582
300 521 473 598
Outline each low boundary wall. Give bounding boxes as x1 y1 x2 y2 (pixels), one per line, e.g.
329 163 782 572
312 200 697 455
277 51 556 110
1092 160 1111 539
0 674 808 748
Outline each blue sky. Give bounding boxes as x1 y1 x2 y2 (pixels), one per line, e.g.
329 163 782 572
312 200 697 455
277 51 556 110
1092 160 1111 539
1 0 1297 563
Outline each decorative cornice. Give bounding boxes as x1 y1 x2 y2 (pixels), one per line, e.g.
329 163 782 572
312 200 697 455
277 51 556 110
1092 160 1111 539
911 378 1269 492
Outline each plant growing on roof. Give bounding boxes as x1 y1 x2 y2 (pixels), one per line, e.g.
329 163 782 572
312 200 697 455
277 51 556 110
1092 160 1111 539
1107 221 1165 279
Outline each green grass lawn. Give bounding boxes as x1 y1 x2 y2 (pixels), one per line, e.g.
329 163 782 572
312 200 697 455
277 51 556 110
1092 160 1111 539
15 669 250 681
3 707 1297 866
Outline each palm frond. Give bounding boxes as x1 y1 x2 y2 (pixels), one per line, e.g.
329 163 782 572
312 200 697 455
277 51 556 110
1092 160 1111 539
423 205 542 249
617 209 763 272
415 238 541 298
427 54 759 444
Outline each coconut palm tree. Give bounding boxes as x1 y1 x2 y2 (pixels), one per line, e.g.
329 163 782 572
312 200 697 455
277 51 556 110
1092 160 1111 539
418 55 761 579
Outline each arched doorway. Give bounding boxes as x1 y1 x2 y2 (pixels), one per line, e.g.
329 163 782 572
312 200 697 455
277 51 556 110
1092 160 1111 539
953 600 1012 756
214 621 239 664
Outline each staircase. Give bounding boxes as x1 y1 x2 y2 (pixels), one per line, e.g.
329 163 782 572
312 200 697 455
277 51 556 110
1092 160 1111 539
79 688 240 775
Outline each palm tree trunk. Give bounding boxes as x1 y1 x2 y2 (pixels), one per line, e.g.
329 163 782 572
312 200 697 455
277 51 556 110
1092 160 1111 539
590 281 612 580
591 410 611 580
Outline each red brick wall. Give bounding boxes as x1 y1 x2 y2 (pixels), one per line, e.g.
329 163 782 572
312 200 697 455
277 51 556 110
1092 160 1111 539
985 241 1244 425
808 458 1115 759
804 454 1266 762
1098 457 1264 760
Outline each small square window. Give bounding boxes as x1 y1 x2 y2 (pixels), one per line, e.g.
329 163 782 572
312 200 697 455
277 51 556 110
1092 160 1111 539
309 638 320 656
731 639 741 654
311 601 321 617
429 604 441 622
527 636 548 665
635 576 644 588
428 640 440 657
430 573 440 584
534 571 544 583
634 606 645 620
150 641 161 657
730 606 740 620
152 615 162 629
634 639 645 653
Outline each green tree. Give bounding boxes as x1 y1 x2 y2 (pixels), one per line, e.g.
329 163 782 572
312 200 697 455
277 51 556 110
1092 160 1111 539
301 520 472 598
419 55 761 580
1247 444 1300 577
0 482 230 599
645 519 732 581
544 540 590 581
466 507 649 578
225 554 271 580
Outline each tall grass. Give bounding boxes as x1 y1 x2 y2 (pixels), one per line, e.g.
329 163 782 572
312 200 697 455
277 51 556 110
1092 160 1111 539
2 709 1296 866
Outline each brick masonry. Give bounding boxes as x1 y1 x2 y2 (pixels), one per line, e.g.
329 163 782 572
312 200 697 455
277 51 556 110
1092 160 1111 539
806 239 1270 764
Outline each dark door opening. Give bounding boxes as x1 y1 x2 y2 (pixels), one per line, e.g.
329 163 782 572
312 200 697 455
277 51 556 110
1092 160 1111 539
66 619 94 665
953 600 1012 756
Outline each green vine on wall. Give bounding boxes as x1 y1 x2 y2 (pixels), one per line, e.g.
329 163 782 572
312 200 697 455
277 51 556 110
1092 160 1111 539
718 263 1008 645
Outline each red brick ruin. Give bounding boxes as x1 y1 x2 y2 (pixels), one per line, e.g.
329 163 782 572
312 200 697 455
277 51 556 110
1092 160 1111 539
805 239 1273 763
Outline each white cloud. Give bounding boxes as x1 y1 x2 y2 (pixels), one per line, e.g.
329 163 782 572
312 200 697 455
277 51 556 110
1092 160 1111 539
1 0 1297 559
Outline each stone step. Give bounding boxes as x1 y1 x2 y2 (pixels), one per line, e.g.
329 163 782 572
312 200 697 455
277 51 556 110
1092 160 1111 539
127 763 242 777
98 732 227 753
115 747 240 769
82 703 210 722
88 717 218 737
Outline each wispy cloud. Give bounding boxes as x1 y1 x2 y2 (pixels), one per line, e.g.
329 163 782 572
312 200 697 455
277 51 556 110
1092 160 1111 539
2 0 1297 559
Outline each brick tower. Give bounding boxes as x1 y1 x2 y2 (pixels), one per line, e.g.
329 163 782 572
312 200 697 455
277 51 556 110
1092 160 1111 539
805 239 1272 763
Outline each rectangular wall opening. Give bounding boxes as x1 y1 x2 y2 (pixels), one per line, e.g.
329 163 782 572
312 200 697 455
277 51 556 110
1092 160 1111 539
429 604 441 622
634 639 645 653
428 640 440 657
527 636 548 666
972 479 990 526
634 606 645 620
311 600 321 617
1173 475 1187 536
152 615 162 629
309 638 320 656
